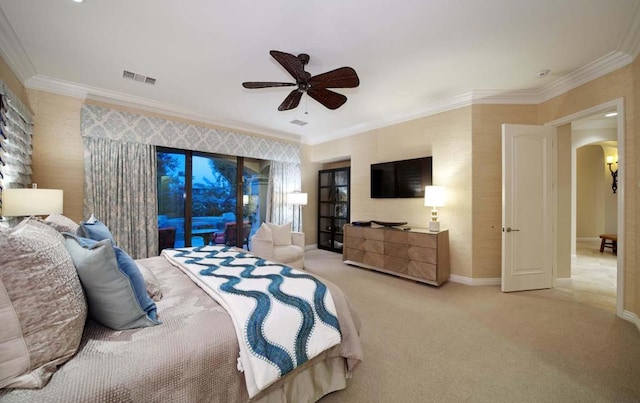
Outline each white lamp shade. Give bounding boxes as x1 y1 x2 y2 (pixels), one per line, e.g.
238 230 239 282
1 189 64 217
424 186 445 207
286 192 308 206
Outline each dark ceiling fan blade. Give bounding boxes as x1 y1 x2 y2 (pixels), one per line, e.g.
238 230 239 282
307 88 348 110
242 82 296 89
309 67 359 89
270 50 307 81
278 89 303 111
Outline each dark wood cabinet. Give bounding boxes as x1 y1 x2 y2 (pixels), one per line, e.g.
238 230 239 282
318 167 350 253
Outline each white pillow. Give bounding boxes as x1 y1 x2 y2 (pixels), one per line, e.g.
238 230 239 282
253 223 273 241
267 222 292 246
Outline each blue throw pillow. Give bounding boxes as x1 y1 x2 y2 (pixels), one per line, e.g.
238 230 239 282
78 215 115 243
112 244 159 321
63 233 160 330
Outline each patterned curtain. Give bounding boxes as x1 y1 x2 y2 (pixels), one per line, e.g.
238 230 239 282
266 161 301 231
84 137 158 258
0 81 34 227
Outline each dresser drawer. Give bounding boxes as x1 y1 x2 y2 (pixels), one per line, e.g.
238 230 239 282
346 235 364 250
408 246 437 264
385 243 408 258
384 256 408 274
363 239 384 254
344 247 364 263
408 261 436 281
363 252 385 267
408 232 437 248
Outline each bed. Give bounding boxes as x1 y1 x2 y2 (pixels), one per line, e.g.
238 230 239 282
0 218 362 403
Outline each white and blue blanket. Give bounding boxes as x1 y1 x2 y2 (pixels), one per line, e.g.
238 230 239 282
162 246 342 397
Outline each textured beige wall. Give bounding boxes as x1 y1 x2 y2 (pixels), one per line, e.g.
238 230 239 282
27 89 85 222
539 63 636 318
309 107 473 277
576 146 606 237
300 144 322 245
470 104 538 278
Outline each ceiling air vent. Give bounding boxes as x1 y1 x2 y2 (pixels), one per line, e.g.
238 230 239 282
122 70 157 85
290 119 308 126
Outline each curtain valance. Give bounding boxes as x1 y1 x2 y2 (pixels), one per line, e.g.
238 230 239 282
80 104 301 163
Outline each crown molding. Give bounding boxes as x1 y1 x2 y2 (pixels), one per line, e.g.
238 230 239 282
25 74 301 143
307 51 634 144
0 7 36 83
9 46 635 147
618 1 640 59
303 92 478 145
537 51 633 103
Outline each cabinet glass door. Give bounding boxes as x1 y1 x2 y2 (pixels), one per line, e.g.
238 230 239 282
317 167 350 253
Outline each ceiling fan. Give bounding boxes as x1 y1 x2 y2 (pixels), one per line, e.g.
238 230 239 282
242 50 359 111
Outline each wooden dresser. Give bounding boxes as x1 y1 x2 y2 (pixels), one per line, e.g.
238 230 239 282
343 224 450 286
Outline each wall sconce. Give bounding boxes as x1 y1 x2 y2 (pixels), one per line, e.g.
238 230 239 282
242 194 249 205
424 186 445 232
606 156 618 194
286 191 308 232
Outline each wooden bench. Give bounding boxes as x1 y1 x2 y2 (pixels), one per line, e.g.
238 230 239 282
599 234 617 254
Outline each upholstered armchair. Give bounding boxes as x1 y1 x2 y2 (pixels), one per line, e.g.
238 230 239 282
250 222 305 269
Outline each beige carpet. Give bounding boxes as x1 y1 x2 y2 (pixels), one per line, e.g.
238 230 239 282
303 249 640 403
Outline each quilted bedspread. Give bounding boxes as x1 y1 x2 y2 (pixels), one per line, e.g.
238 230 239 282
162 246 343 397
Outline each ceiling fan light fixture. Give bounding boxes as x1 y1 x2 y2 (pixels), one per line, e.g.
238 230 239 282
243 50 359 111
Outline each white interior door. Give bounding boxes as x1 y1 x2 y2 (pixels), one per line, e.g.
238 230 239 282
502 124 555 292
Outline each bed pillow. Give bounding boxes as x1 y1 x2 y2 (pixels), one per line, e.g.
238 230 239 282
0 218 87 389
63 234 161 330
253 222 272 242
77 214 115 243
44 213 79 234
136 261 163 302
267 222 292 246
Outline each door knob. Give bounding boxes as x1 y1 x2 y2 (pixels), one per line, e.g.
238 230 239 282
505 227 520 232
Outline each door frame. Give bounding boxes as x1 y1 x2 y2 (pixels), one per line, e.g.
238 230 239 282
545 98 625 317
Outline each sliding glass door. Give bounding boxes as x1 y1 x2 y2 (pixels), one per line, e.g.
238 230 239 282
157 148 268 249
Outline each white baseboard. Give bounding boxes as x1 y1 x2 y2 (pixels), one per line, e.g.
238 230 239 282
449 276 573 287
305 244 318 251
449 275 501 286
621 310 640 333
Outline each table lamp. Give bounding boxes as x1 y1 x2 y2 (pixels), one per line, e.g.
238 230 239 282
1 187 64 217
286 191 308 232
424 186 445 232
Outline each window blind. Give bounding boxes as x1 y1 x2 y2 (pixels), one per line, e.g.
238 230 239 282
0 81 34 223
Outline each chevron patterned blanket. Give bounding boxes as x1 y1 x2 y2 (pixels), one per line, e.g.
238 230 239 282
162 246 342 397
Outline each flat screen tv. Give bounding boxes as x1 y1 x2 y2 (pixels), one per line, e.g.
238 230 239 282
371 157 432 198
